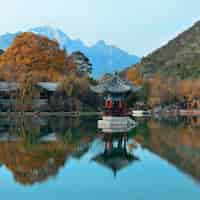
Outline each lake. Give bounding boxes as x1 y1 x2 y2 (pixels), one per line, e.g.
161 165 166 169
0 115 200 200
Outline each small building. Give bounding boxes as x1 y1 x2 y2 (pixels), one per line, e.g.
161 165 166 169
90 75 140 116
0 81 60 111
0 82 19 111
37 82 59 101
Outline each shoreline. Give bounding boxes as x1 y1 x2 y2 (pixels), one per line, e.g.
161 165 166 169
0 111 102 117
160 109 200 117
0 110 199 117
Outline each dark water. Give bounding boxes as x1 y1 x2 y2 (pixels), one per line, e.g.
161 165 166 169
0 116 200 199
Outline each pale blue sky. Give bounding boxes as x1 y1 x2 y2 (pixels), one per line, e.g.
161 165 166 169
0 0 200 56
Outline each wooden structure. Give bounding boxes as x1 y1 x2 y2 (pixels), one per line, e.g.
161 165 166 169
0 82 19 111
91 75 140 116
0 81 60 111
36 82 59 104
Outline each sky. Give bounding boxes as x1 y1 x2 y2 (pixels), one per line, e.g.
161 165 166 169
0 0 200 56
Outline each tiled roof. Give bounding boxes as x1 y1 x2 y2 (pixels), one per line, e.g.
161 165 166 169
37 82 59 92
0 82 59 92
0 82 19 92
90 75 140 94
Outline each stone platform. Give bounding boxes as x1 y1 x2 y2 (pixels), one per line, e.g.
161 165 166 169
98 116 137 133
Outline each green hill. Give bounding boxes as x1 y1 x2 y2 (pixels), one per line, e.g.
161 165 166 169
138 21 200 79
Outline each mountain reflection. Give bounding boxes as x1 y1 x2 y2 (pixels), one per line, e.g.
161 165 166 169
132 117 200 182
0 116 200 185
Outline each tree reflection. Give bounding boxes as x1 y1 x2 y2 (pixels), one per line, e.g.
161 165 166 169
0 116 97 185
0 116 200 185
132 117 200 182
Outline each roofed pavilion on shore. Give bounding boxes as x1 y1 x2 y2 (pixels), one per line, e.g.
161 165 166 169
90 74 140 116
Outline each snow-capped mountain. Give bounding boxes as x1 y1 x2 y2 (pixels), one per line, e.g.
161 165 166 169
0 26 140 78
30 26 72 49
0 32 19 50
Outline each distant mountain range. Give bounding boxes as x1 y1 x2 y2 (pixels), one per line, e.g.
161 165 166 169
137 21 200 80
0 26 140 78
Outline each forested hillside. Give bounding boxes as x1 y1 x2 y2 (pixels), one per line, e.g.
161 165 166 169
137 21 200 79
0 32 99 111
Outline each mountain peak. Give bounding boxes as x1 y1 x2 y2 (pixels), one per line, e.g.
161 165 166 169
95 40 106 47
29 26 71 48
0 26 140 78
30 25 64 34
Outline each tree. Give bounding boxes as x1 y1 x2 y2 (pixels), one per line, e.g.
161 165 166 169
0 32 75 81
0 49 4 55
126 68 143 85
17 73 37 112
70 51 92 77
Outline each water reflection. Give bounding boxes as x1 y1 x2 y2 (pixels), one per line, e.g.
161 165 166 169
0 116 97 185
137 117 200 182
0 115 200 189
92 133 139 177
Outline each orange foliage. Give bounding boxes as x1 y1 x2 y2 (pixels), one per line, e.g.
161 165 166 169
147 75 179 106
126 68 143 85
146 74 200 107
177 80 200 100
0 32 76 81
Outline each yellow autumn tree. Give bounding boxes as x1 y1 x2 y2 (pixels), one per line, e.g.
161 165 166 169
126 67 143 85
0 32 76 82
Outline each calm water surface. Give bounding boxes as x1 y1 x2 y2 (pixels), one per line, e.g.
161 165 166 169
0 116 200 200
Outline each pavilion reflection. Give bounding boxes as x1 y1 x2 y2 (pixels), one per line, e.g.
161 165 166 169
92 131 139 177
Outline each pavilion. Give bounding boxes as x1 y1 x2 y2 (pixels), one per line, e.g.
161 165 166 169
90 74 140 116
